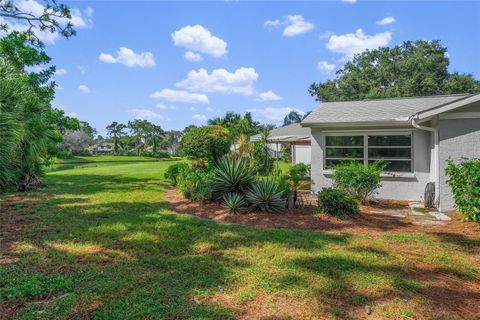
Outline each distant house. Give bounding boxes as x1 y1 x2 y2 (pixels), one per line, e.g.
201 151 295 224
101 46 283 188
301 93 480 211
87 142 114 155
250 123 311 165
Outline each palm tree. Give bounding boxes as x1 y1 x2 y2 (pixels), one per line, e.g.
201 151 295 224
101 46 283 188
106 121 126 154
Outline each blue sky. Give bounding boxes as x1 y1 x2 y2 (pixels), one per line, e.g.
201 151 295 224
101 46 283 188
32 0 480 135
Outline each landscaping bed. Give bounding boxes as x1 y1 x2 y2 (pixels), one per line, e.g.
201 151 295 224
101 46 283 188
167 188 480 236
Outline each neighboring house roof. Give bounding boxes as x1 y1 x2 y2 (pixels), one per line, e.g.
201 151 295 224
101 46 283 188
250 123 311 143
301 93 479 127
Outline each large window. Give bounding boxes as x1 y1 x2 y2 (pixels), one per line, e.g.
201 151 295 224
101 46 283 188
325 133 412 172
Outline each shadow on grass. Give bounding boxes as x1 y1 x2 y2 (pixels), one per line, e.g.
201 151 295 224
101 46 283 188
2 170 480 319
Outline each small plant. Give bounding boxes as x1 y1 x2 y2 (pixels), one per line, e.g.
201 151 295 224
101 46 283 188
333 160 386 203
177 167 213 204
317 188 358 218
222 192 247 214
164 162 189 185
252 130 274 175
210 156 255 198
246 179 285 213
445 158 480 222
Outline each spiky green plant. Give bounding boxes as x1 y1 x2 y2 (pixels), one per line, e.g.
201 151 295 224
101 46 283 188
210 156 255 198
222 192 247 214
246 180 286 213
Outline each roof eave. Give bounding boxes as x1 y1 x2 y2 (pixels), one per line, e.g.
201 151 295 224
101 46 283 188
300 120 411 128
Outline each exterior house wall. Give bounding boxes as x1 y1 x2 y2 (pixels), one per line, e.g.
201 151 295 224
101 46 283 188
437 102 480 211
310 128 432 201
292 142 311 165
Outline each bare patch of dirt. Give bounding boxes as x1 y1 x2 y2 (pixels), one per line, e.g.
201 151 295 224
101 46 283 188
0 194 44 264
166 188 480 238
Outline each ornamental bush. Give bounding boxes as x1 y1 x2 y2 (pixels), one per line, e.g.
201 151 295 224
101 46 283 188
445 158 480 222
179 125 231 163
317 188 358 218
333 160 386 203
164 162 189 185
177 166 213 205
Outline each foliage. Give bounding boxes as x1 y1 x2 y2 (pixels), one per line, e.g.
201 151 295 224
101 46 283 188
280 144 291 163
333 161 386 203
177 166 213 204
317 187 358 218
210 156 255 198
222 192 247 214
0 0 75 48
246 179 286 213
164 162 189 185
445 158 480 222
179 125 231 163
106 121 127 154
309 40 480 102
208 111 262 140
252 129 274 175
236 133 253 157
283 110 303 126
0 33 63 191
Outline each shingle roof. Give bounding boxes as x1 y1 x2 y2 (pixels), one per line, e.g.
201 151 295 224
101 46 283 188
301 94 474 126
250 123 310 142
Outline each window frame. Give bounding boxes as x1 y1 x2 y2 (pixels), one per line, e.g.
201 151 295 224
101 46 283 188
323 131 414 173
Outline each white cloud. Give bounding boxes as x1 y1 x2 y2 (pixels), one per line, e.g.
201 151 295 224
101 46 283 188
247 107 304 121
176 67 259 95
317 61 336 72
326 29 392 59
376 16 395 26
171 25 227 58
99 47 156 68
265 15 314 37
192 114 208 121
341 0 357 3
78 84 90 94
156 103 176 110
184 51 203 62
55 68 67 76
256 90 283 101
320 31 333 39
0 0 93 45
150 89 210 104
129 109 170 121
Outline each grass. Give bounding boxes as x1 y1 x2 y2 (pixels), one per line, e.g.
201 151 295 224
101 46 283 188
1 161 479 319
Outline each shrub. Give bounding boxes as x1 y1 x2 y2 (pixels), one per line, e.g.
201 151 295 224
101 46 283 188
179 125 231 163
333 160 386 203
252 130 274 175
317 188 358 218
177 167 213 204
164 163 189 185
246 179 285 213
222 192 247 214
210 156 255 198
445 158 480 222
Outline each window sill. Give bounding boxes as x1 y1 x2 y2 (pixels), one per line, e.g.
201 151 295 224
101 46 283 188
322 170 416 179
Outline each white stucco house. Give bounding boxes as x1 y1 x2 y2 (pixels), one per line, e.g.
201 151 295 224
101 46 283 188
300 93 480 212
250 123 311 165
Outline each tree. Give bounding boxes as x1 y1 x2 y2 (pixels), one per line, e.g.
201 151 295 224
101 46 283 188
161 130 182 155
179 125 231 163
147 123 165 153
0 0 75 47
283 111 303 126
252 129 274 175
106 121 126 154
127 119 150 155
309 40 480 102
207 111 261 140
0 33 62 191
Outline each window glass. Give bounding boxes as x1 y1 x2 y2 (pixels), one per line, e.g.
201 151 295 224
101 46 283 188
368 135 411 146
326 136 363 146
369 160 411 172
326 148 364 158
326 159 363 169
368 148 411 159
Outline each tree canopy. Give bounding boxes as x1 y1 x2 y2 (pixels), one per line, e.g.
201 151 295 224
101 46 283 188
309 40 480 102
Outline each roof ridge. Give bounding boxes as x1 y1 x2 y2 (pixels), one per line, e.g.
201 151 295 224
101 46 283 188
320 93 473 104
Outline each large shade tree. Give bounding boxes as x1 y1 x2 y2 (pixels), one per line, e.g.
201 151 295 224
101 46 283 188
309 40 480 102
106 121 127 154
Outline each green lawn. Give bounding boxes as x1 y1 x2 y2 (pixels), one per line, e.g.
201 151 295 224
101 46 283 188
1 161 479 319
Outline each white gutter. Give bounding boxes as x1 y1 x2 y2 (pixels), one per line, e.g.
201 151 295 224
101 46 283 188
411 116 440 207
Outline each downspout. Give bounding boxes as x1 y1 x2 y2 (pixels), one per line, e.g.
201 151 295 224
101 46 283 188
411 115 440 207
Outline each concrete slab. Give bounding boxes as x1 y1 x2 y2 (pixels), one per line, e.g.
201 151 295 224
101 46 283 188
429 212 452 221
412 220 446 226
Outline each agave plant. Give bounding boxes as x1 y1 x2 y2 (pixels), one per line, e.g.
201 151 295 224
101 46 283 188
222 192 247 214
246 180 286 213
210 156 255 198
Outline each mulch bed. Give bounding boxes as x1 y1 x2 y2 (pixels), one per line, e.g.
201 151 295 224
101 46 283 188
166 188 480 237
